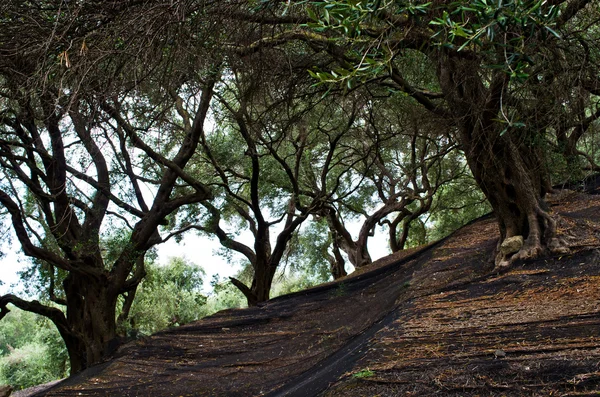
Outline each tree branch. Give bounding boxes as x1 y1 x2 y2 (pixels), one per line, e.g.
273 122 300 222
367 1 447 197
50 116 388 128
0 189 74 271
0 294 68 331
389 66 450 118
557 0 592 27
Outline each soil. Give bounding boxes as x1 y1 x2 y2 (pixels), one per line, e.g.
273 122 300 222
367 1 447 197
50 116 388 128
32 186 600 397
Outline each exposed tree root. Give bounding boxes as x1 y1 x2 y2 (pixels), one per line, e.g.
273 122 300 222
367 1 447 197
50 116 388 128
496 205 569 270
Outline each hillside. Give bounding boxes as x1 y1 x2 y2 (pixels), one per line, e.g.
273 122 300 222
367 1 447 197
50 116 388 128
30 185 600 396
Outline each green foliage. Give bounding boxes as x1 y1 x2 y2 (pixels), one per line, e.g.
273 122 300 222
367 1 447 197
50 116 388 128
0 343 60 389
102 229 134 266
0 309 36 356
306 0 430 36
271 270 328 297
127 257 208 335
304 0 427 88
305 0 563 86
403 217 428 248
0 309 68 390
430 0 561 58
206 275 247 312
283 220 336 283
428 174 491 241
352 368 375 378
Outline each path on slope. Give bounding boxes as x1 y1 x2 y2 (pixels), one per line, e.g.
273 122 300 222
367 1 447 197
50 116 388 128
35 189 600 397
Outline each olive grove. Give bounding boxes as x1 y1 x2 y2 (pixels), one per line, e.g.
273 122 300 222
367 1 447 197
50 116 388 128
0 0 598 376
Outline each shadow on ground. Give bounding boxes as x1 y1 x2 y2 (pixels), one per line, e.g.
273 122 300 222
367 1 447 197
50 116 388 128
34 188 600 396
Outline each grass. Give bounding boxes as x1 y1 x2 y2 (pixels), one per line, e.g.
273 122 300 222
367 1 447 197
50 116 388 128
352 368 374 379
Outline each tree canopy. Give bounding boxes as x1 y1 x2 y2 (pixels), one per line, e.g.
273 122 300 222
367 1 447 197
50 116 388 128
293 0 599 265
0 0 598 377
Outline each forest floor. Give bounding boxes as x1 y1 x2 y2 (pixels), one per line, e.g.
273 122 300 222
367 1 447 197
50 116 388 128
31 180 600 397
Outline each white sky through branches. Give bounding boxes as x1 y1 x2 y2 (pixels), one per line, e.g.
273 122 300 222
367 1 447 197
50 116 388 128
0 221 391 296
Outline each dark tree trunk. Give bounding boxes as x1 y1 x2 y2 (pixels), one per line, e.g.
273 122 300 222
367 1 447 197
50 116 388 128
464 128 566 264
437 54 568 268
324 210 372 269
62 272 118 372
251 261 276 304
230 260 276 306
340 239 372 269
327 239 348 280
60 329 87 375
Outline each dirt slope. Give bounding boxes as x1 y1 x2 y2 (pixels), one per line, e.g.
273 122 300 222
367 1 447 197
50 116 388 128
34 188 600 397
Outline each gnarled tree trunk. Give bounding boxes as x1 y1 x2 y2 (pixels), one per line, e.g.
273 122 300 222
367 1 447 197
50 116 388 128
62 272 119 372
326 238 348 280
438 54 568 267
464 126 566 266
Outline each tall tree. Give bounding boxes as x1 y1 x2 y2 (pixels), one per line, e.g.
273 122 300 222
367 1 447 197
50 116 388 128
0 0 219 372
230 0 599 267
0 76 216 374
169 63 367 305
318 93 459 271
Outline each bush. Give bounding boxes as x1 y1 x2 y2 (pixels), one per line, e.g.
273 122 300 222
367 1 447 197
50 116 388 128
0 343 58 389
126 257 209 335
0 309 68 390
203 275 247 314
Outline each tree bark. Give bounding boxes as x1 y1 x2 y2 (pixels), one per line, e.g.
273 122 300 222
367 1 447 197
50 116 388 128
62 272 118 372
327 238 348 280
324 209 372 269
230 259 275 307
437 54 568 267
251 261 276 304
466 129 565 263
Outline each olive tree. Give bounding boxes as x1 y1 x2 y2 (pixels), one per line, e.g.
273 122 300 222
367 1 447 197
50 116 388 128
231 0 599 267
0 0 220 372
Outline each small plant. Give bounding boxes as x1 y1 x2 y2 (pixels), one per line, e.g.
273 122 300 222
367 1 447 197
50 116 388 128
353 368 375 379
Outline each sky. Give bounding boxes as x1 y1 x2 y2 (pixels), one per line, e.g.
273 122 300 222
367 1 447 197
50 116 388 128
0 249 26 295
0 233 241 296
0 222 392 297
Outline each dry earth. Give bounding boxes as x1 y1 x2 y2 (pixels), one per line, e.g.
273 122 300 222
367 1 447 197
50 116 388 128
29 185 600 396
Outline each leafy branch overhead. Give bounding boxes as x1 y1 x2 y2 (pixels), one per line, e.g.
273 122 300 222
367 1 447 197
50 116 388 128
304 0 565 88
0 0 597 381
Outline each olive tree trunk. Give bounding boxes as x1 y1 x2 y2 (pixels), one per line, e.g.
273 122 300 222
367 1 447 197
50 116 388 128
438 55 568 267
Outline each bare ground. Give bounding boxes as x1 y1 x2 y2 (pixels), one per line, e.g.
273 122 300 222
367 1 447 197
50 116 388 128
33 188 600 397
